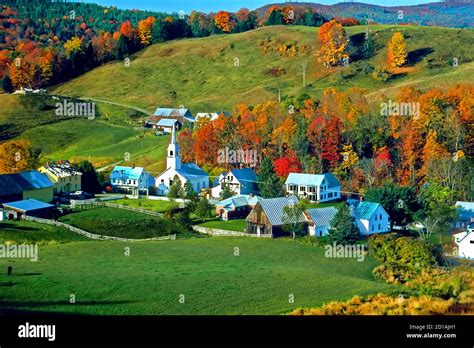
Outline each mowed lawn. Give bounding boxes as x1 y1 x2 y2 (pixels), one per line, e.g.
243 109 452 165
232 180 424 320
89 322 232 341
58 207 182 239
109 198 179 212
198 219 247 232
0 236 392 315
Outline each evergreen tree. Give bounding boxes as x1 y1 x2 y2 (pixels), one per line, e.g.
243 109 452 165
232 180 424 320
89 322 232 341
77 160 99 193
266 9 284 25
258 157 282 198
219 184 234 200
327 204 359 245
195 196 212 222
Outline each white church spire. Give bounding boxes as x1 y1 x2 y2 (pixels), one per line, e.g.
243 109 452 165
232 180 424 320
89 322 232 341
167 121 181 170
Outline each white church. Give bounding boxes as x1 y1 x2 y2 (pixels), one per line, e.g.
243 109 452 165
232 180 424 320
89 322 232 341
155 122 209 195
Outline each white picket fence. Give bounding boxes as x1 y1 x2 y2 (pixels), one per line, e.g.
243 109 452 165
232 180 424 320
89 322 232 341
72 201 163 217
192 225 272 238
24 215 175 242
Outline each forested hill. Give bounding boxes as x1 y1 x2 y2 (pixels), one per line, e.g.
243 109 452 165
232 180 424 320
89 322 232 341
258 1 474 28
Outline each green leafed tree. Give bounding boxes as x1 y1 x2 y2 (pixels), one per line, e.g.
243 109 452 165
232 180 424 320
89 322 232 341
195 196 212 222
282 200 306 239
327 204 359 245
77 160 99 193
168 175 184 198
219 184 234 200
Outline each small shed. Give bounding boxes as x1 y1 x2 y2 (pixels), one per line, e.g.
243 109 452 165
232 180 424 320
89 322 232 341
2 199 55 220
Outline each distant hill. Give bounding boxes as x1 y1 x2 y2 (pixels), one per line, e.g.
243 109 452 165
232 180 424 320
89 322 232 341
257 1 474 28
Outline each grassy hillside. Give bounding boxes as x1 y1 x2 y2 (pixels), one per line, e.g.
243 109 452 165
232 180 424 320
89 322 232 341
0 237 392 315
52 25 474 112
0 93 168 171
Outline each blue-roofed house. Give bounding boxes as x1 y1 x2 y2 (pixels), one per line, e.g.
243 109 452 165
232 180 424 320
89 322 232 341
454 223 474 259
454 201 474 229
2 199 55 220
305 207 338 237
215 194 260 220
347 198 390 235
155 125 209 195
285 172 341 203
0 170 54 203
110 166 155 196
211 168 259 198
145 108 195 127
246 196 307 237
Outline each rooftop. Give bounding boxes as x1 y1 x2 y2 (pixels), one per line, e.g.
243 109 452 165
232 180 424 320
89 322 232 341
285 172 340 188
253 196 306 226
347 198 380 220
306 207 338 227
3 199 54 212
41 161 82 178
0 170 54 196
110 166 145 181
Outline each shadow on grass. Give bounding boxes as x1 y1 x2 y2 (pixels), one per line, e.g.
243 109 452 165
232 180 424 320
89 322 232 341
407 47 434 66
0 300 138 315
0 222 42 231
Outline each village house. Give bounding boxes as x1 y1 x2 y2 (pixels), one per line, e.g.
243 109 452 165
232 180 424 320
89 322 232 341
246 196 307 237
347 198 390 235
215 194 259 221
0 170 54 203
195 111 229 123
211 168 259 198
454 223 474 259
1 199 55 220
155 124 209 195
453 201 474 229
38 160 82 194
110 166 155 196
285 172 341 203
305 207 338 237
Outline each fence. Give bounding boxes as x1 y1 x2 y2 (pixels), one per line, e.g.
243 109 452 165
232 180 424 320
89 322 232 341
24 215 175 242
192 225 272 238
71 201 163 217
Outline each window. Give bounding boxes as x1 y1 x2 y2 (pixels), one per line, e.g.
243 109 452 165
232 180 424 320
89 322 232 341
197 182 200 190
299 186 304 191
203 181 206 188
170 151 173 156
371 225 374 231
380 214 382 220
378 224 381 230
375 215 377 221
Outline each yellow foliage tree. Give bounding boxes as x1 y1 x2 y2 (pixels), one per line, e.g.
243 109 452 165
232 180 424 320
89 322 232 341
0 140 32 174
318 20 348 67
387 32 407 68
64 36 82 57
138 17 156 46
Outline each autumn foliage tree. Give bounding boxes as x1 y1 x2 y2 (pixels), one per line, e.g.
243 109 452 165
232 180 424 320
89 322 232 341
0 140 34 174
138 16 156 46
215 11 234 33
387 32 407 68
318 19 348 67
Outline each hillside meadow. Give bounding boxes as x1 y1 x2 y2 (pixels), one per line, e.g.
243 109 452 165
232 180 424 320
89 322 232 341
52 25 474 111
0 236 392 315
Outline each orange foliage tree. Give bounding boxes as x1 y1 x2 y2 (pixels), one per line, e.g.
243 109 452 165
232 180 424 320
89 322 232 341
318 19 348 67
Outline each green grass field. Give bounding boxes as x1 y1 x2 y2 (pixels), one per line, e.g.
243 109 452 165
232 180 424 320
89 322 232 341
198 219 247 232
109 198 179 212
52 25 474 111
0 237 392 315
0 221 89 245
58 207 183 239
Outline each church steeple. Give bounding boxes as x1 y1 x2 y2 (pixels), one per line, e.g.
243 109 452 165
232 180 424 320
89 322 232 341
167 121 181 170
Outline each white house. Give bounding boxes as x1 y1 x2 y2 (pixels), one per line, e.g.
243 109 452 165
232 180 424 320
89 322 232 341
347 198 390 235
195 112 229 123
285 172 341 203
155 124 209 195
305 207 338 237
211 168 258 198
453 201 474 229
454 224 474 259
110 166 155 196
38 160 82 194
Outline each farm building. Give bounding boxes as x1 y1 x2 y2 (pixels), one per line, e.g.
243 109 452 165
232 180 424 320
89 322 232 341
110 166 155 196
155 125 209 195
285 172 341 203
453 201 474 229
38 160 82 194
195 111 229 123
211 168 259 198
0 170 54 203
454 223 474 259
305 207 338 237
246 196 307 237
215 194 259 221
145 108 195 126
347 199 390 235
1 199 55 220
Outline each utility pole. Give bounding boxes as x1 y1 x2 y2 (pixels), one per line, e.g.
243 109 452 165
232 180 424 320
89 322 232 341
301 61 307 88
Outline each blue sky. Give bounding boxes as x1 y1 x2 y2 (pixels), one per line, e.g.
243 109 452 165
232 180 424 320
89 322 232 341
78 0 443 13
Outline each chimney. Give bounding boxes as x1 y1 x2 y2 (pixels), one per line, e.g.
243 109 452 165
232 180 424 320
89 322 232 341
240 163 243 169
249 193 254 198
359 195 363 202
